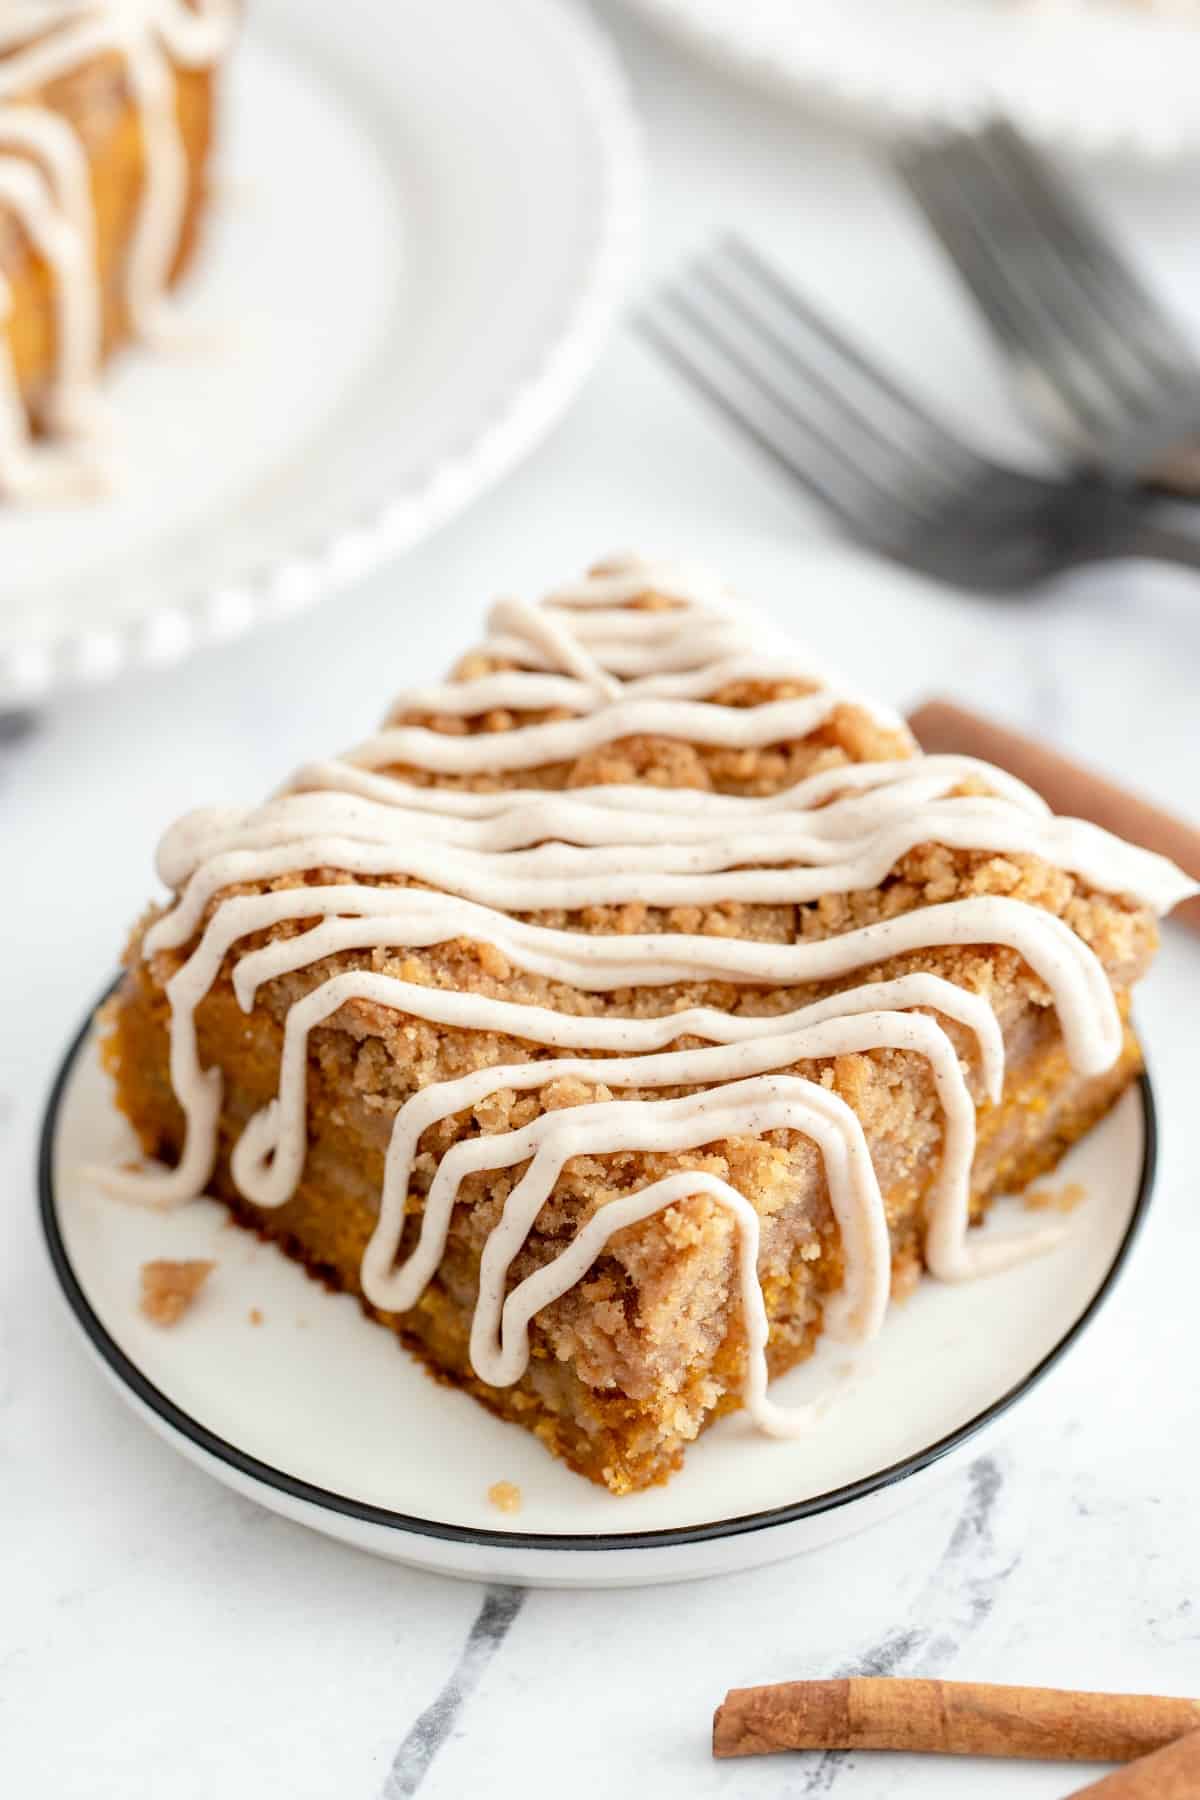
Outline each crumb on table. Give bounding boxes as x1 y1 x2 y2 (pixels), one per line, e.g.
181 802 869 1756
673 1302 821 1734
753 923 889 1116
139 1259 214 1326
487 1480 522 1516
1023 1180 1087 1215
248 1307 263 1326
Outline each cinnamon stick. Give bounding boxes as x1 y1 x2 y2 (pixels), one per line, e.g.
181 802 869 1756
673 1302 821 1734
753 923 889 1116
711 1678 1200 1762
906 697 1200 933
1066 1726 1200 1797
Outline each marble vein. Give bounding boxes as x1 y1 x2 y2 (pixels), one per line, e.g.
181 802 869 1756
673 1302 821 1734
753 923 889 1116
781 1454 1018 1796
380 1585 526 1798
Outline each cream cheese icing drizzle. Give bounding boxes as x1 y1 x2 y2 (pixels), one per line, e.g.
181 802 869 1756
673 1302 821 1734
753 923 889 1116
111 555 1197 1439
0 0 236 498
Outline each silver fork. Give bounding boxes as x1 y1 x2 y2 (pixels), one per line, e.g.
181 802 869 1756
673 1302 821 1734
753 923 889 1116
636 236 1200 594
893 123 1200 482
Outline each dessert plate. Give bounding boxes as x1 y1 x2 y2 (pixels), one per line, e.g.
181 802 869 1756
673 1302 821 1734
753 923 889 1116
41 998 1156 1588
0 0 640 706
621 0 1200 159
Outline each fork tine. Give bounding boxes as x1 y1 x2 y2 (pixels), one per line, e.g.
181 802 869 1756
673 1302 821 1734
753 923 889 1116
896 141 1042 357
634 298 890 538
967 128 1179 409
719 233 981 469
655 278 921 528
895 140 1123 440
666 260 963 528
692 246 964 497
982 123 1197 381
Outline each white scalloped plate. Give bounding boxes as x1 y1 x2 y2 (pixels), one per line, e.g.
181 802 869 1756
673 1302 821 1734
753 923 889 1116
0 0 640 707
620 0 1200 160
41 1006 1155 1587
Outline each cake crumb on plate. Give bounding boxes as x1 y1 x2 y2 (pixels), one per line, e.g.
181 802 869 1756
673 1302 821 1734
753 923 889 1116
249 1307 263 1326
1024 1181 1087 1214
139 1259 214 1326
488 1481 522 1515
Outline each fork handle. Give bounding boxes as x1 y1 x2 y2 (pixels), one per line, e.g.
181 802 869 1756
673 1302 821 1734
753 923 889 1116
1126 499 1200 570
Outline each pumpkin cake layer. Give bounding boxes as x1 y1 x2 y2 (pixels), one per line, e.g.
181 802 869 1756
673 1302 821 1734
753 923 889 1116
107 968 1143 1491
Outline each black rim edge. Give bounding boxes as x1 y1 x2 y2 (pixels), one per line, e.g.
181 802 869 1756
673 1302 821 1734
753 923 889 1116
39 980 1159 1556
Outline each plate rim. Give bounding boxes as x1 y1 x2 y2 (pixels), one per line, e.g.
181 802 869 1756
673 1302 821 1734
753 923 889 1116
618 0 1200 160
39 984 1157 1556
1 0 642 707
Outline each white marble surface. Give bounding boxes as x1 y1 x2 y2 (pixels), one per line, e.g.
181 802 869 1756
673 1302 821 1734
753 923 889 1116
3 6 1200 1795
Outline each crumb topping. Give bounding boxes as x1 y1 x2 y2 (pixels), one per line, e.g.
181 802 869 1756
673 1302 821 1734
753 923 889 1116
139 1258 214 1326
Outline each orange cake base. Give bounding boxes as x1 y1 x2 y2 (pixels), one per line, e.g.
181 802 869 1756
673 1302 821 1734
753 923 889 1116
104 959 1145 1494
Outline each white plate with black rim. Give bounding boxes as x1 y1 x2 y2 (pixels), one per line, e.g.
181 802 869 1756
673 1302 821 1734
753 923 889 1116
0 0 640 707
41 994 1156 1588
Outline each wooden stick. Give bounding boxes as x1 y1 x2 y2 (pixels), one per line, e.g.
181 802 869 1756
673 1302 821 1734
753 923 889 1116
711 1678 1200 1762
1065 1726 1200 1796
906 698 1200 934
